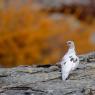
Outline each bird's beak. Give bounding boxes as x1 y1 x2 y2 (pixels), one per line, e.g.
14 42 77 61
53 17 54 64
66 42 68 46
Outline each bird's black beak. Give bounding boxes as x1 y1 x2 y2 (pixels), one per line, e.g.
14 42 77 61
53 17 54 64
66 42 68 46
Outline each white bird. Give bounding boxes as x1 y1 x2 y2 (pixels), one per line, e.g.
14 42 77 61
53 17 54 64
60 41 79 80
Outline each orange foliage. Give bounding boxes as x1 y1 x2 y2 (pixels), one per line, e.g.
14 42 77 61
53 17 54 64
0 6 95 67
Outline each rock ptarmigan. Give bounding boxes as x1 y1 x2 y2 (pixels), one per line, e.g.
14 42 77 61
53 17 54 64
60 41 79 80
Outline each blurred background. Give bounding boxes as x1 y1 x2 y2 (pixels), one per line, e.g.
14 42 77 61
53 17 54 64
0 0 95 67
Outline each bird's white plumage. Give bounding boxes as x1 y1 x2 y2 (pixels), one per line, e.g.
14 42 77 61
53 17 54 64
60 41 79 80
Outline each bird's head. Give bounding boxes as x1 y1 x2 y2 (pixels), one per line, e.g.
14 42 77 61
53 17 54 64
66 41 75 49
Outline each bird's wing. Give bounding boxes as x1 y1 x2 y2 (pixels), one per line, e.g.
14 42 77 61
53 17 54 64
61 53 79 69
69 55 79 70
61 59 73 71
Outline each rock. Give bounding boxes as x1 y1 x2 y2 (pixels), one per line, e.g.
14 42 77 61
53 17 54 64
49 65 59 71
79 52 95 63
0 53 95 95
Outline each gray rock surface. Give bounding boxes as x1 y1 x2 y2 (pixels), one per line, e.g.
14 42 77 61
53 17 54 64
0 52 95 95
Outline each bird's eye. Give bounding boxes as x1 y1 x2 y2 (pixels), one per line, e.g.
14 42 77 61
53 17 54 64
68 42 71 44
